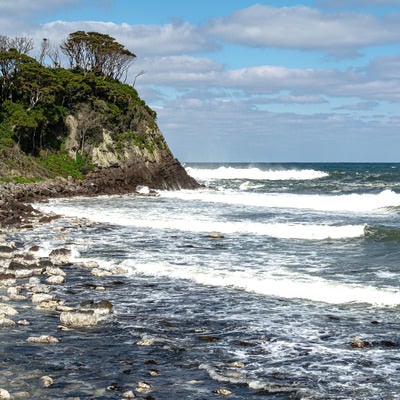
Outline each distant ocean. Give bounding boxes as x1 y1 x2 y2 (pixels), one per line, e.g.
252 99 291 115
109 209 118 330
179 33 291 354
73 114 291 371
28 163 400 399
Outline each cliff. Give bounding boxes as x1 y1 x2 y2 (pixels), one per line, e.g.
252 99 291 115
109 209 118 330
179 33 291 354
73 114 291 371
0 61 198 192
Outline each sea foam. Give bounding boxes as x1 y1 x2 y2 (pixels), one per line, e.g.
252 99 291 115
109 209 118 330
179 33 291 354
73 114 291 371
186 166 328 181
124 260 400 307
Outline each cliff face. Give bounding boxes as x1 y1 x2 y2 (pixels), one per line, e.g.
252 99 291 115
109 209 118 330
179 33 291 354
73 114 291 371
82 126 197 192
63 107 198 192
0 68 198 191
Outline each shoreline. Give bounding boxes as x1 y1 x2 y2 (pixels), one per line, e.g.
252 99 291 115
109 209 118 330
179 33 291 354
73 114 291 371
0 181 158 399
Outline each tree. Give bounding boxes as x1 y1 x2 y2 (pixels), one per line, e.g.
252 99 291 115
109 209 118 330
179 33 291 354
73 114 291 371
60 31 136 80
0 50 35 102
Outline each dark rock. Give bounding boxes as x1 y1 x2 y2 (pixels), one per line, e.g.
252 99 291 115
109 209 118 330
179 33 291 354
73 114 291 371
198 336 220 342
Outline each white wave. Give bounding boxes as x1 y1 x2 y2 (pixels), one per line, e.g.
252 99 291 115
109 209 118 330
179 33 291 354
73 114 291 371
161 188 400 213
123 261 400 307
186 166 328 181
34 202 364 240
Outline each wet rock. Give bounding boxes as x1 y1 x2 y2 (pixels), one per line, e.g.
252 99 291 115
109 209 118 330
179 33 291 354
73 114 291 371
45 266 66 276
29 245 40 252
17 319 30 326
49 248 71 264
207 233 225 239
60 300 113 327
214 388 233 396
31 293 54 305
229 361 245 368
46 275 65 285
136 381 151 393
0 274 16 287
60 310 98 327
80 300 113 315
350 338 370 348
122 390 136 399
7 286 25 300
137 338 157 346
110 266 129 275
0 318 15 328
27 335 59 344
198 336 220 342
0 303 18 316
40 375 54 387
91 268 113 277
0 388 11 400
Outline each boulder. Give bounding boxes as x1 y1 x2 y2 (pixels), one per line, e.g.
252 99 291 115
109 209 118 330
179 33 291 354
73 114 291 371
60 300 113 327
0 388 11 400
0 318 15 328
27 335 59 344
0 303 18 316
60 310 98 327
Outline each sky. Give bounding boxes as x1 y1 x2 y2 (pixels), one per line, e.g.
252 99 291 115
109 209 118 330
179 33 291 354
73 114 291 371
1 0 400 162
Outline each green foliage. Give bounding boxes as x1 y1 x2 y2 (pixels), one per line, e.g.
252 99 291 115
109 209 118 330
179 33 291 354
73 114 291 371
0 32 159 181
0 122 16 147
0 176 42 183
37 151 93 179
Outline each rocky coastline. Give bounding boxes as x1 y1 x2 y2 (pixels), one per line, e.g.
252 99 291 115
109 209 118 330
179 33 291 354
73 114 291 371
0 165 199 398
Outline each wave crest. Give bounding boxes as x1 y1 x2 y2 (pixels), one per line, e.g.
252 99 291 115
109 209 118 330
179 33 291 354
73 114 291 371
186 166 328 181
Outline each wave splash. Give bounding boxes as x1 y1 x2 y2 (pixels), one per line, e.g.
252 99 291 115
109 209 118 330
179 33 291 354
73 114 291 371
162 189 400 213
123 260 400 307
186 166 328 181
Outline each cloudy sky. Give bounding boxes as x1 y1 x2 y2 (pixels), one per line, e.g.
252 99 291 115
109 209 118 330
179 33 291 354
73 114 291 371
1 0 400 162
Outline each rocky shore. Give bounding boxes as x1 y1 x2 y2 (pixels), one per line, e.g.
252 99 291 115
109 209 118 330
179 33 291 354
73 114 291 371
0 178 170 399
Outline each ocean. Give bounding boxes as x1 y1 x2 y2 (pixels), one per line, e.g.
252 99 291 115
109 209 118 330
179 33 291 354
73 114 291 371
16 163 400 398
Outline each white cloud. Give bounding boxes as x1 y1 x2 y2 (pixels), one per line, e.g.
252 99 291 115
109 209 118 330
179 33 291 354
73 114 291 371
157 95 398 162
205 5 400 56
39 20 217 56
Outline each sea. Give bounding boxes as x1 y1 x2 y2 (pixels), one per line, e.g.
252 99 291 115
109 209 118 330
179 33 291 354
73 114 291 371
10 163 400 399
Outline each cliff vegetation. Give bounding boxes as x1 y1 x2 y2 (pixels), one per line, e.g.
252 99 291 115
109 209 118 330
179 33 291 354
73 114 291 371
0 32 197 190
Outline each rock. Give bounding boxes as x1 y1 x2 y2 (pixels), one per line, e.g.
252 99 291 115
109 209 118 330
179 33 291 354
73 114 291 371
0 388 11 400
36 300 63 311
60 310 98 327
0 303 18 316
0 274 16 287
350 338 370 348
31 293 54 305
0 318 15 328
49 248 71 264
136 338 156 346
122 391 136 399
208 233 225 239
7 286 25 300
214 388 233 396
45 266 66 276
110 266 129 275
91 268 113 277
27 335 59 344
40 376 54 387
136 381 151 393
29 245 40 252
46 275 65 285
229 361 245 368
75 261 99 269
17 319 30 326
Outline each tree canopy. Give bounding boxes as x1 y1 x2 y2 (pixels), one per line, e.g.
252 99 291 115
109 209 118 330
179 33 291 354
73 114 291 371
0 31 155 164
60 31 136 80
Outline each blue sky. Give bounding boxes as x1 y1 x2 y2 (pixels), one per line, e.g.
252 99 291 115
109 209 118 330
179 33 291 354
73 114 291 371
1 0 400 162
